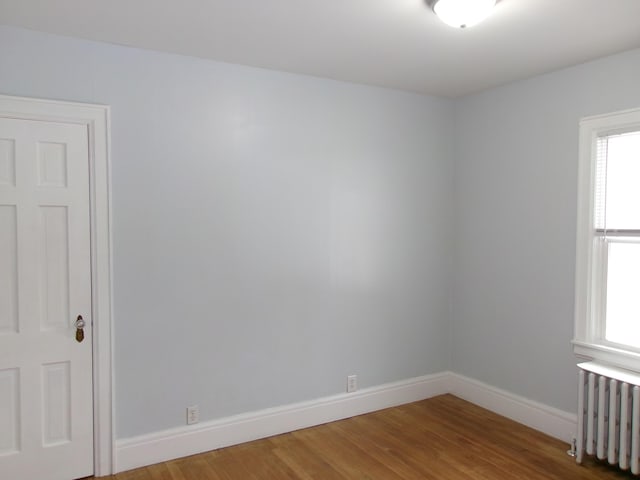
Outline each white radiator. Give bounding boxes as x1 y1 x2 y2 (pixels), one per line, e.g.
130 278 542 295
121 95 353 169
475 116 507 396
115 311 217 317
577 361 640 474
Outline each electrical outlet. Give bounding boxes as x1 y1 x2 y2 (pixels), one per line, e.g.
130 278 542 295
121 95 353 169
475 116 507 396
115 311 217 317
186 405 199 425
347 375 358 393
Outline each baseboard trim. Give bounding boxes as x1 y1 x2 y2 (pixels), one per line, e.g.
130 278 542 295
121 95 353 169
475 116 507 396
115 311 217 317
448 372 577 443
115 372 450 473
115 371 578 473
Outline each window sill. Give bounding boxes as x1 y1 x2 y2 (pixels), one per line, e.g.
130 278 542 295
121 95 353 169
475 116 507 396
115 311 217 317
573 340 640 373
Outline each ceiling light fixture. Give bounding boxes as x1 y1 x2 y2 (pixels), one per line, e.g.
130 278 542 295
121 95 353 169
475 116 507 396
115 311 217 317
432 0 496 29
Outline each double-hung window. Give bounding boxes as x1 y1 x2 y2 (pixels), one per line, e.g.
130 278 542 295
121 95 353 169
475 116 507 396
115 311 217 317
574 107 640 371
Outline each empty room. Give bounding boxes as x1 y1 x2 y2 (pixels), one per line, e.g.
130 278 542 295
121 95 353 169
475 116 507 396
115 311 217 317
1 0 640 479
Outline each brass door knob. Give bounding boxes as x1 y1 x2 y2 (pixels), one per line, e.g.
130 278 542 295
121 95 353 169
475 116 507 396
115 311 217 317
75 315 86 343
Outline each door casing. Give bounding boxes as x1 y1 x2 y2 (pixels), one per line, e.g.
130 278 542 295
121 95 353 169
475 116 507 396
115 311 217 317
0 94 114 476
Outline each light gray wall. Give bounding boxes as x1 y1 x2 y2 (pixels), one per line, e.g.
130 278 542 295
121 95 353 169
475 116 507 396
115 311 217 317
452 48 640 413
0 26 454 438
5 22 636 441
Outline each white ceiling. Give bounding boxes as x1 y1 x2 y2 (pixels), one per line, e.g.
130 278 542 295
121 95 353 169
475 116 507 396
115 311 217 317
1 0 640 97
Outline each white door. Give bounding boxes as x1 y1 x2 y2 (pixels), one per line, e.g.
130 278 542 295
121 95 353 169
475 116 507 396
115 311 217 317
0 117 93 480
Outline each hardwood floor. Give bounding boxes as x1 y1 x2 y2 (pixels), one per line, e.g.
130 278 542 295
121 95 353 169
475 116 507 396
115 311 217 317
100 394 635 479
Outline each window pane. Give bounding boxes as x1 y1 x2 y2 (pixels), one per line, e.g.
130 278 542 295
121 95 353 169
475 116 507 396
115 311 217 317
605 241 640 348
605 132 640 230
593 137 607 229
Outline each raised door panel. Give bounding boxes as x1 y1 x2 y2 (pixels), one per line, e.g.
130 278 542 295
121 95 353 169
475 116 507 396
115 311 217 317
0 138 16 186
0 205 18 334
42 362 71 446
0 368 20 455
37 142 68 188
37 206 70 332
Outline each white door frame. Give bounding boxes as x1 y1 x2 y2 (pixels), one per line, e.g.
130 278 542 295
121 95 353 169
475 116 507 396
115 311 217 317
0 94 114 476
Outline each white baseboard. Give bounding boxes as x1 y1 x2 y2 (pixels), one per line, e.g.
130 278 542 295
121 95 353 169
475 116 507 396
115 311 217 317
115 371 578 473
115 372 450 473
448 372 577 443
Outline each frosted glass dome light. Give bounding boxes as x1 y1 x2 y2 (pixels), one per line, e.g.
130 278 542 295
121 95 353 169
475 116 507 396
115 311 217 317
433 0 497 29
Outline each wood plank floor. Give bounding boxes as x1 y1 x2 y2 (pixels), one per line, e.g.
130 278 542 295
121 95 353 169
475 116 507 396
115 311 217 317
99 394 635 479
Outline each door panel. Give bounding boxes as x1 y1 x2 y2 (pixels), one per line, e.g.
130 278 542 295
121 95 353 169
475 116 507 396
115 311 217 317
0 367 19 454
0 137 16 186
0 117 93 480
0 205 18 333
38 206 71 331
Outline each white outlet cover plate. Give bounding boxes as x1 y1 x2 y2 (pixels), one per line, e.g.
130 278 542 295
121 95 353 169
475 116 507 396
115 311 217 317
347 375 357 393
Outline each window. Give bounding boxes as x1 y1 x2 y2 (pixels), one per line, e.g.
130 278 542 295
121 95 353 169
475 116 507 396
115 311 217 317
574 107 640 371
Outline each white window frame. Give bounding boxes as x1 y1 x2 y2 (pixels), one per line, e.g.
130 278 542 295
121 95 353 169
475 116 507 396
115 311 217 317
574 106 640 372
